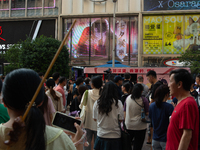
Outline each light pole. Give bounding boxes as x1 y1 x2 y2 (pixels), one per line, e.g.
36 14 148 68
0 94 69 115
112 0 117 67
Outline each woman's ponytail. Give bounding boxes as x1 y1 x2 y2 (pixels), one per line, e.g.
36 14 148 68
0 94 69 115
50 87 59 101
25 106 46 150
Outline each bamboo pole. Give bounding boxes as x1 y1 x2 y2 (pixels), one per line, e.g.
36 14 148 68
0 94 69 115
22 20 76 121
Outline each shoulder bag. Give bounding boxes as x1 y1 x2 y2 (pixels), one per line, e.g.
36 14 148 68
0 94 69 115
118 115 132 150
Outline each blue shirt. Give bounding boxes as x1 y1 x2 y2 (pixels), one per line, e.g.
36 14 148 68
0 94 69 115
149 102 174 142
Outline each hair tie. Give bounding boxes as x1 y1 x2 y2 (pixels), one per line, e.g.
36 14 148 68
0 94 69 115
26 102 37 108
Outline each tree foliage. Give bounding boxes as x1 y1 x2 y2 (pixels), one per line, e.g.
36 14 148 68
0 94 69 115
178 47 200 74
4 36 70 77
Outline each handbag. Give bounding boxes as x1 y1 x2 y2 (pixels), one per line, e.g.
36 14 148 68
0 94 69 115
80 90 88 124
118 115 132 150
134 97 151 123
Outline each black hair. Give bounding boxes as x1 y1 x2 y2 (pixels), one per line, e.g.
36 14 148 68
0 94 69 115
52 72 60 81
3 68 45 150
59 76 66 84
122 82 131 94
131 84 143 99
78 85 88 103
192 78 195 84
146 70 157 78
46 79 59 101
75 77 84 86
84 78 90 85
137 76 144 82
170 69 193 91
38 72 44 77
98 81 118 116
91 76 102 89
154 84 169 108
197 74 200 78
124 72 130 80
0 79 2 92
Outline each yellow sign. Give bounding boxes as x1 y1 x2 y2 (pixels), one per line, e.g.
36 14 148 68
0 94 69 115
143 16 162 54
184 15 200 51
163 15 184 54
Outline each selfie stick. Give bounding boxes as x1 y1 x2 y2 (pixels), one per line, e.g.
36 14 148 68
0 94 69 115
22 20 76 122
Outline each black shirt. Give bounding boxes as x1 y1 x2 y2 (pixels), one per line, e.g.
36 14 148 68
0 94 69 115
121 93 129 105
190 90 198 99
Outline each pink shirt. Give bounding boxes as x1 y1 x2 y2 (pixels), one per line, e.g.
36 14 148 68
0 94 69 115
55 85 66 107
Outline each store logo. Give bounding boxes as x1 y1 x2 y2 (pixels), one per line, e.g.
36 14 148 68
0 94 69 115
0 26 6 41
172 61 176 65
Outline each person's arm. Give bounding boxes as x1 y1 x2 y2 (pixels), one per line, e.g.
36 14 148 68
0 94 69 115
178 129 192 150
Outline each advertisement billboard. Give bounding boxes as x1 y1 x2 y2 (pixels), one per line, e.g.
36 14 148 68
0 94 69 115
144 0 200 11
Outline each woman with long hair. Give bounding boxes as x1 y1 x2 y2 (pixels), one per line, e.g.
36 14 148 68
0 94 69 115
80 76 103 150
124 84 149 150
0 68 84 150
149 84 174 150
93 81 124 150
70 85 88 112
46 78 65 112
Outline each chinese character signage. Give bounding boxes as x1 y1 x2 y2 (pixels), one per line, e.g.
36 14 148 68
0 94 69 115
163 15 184 54
144 0 200 11
143 16 163 54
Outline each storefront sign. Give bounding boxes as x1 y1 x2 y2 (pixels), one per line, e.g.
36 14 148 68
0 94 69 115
164 59 190 67
144 0 200 11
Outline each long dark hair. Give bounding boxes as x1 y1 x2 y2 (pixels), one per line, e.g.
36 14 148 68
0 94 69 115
154 84 169 108
3 68 46 150
46 78 59 101
91 76 103 95
77 85 88 103
98 81 118 116
131 84 143 100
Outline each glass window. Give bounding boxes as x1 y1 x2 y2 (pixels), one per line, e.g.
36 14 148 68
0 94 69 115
44 0 55 8
90 18 109 66
64 19 72 65
0 0 9 10
11 0 25 9
27 0 42 8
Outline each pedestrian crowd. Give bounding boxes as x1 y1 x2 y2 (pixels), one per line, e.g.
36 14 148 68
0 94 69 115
0 68 199 150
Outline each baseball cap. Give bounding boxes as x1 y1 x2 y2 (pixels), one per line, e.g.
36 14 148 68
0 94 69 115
114 75 124 83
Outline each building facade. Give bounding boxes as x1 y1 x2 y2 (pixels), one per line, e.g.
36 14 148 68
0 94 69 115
0 0 197 76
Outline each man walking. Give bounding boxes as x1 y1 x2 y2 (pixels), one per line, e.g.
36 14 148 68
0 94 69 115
166 69 199 150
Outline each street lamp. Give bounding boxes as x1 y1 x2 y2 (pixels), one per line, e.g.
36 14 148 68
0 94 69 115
112 0 117 67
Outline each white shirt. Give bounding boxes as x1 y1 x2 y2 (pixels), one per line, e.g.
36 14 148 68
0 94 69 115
93 100 124 138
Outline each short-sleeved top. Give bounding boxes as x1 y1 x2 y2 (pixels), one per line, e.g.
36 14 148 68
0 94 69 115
0 104 9 124
93 100 124 138
55 85 66 107
166 97 199 150
124 95 149 130
149 102 174 142
0 124 76 150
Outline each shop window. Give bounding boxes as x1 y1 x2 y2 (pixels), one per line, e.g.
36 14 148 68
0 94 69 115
27 0 42 8
0 0 9 10
44 0 54 7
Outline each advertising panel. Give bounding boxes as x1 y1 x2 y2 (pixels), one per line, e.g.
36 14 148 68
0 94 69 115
184 15 200 51
143 16 163 54
144 0 200 11
163 15 184 54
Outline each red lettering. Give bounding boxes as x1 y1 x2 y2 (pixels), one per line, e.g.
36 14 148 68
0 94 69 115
0 26 6 41
130 69 134 73
139 69 144 73
135 69 138 73
113 69 116 73
147 69 151 72
118 69 121 73
122 69 126 73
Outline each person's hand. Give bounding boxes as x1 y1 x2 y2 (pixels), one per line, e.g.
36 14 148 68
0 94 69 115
171 102 176 108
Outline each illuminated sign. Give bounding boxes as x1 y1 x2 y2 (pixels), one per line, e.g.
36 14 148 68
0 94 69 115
144 0 200 11
0 20 55 51
164 59 190 67
0 26 5 41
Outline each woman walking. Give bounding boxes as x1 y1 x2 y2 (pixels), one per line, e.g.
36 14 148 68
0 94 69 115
124 84 149 150
93 81 124 150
